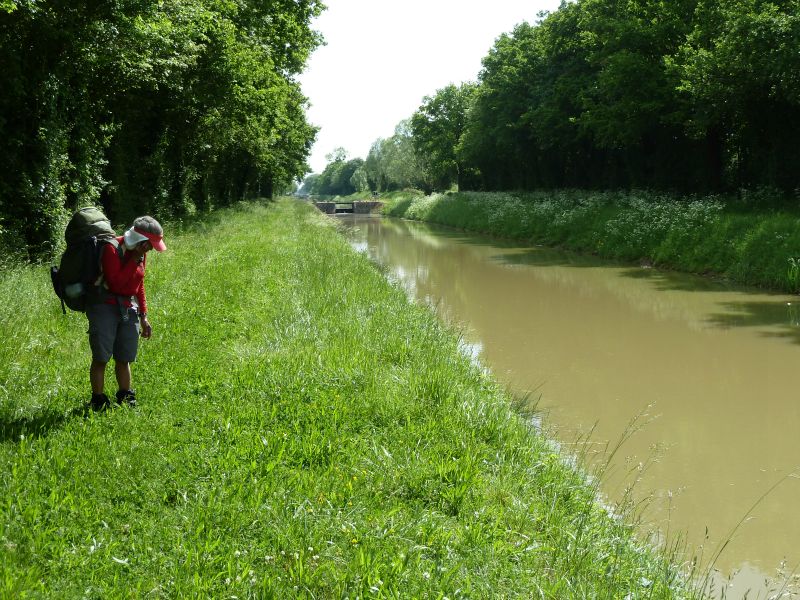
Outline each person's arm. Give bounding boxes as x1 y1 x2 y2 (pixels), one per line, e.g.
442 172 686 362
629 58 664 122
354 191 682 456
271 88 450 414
136 257 147 315
139 310 152 338
138 282 152 338
137 256 152 338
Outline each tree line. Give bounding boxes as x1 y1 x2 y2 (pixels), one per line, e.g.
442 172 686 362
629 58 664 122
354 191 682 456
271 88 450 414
0 0 323 259
310 0 800 199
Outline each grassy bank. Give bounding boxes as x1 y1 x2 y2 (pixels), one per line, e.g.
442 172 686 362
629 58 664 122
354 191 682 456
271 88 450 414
382 189 800 293
1 199 694 597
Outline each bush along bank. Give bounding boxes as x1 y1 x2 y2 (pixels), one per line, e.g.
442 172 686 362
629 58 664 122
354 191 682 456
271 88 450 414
0 199 697 597
383 190 800 293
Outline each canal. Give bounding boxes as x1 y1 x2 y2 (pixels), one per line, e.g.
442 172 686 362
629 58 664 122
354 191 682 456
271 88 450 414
342 214 800 596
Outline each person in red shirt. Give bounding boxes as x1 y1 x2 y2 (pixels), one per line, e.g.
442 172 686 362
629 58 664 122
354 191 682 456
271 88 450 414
87 216 166 411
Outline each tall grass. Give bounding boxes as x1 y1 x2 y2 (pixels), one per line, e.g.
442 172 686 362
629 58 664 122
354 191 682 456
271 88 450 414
789 258 800 294
383 190 800 293
0 199 696 597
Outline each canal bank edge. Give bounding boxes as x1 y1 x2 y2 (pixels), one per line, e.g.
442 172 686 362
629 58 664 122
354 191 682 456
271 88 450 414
299 200 700 596
380 189 800 294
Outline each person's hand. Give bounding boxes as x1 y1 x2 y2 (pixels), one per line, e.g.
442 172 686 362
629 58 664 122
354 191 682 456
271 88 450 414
140 315 152 338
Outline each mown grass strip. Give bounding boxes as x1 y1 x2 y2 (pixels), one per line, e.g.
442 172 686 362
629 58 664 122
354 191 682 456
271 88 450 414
1 199 694 597
383 189 800 293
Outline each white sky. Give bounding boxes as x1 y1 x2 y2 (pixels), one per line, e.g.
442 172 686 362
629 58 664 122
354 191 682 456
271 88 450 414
298 0 561 174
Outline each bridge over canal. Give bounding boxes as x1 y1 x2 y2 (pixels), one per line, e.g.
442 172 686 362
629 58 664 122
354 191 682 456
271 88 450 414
314 200 383 215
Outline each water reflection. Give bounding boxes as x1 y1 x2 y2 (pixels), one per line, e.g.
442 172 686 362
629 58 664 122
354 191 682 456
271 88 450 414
343 215 800 597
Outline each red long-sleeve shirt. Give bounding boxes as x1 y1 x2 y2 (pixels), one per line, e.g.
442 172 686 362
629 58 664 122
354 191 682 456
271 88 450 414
101 236 147 314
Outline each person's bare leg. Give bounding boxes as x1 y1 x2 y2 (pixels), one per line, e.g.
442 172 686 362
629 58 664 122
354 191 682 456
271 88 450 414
115 361 131 392
90 360 107 394
114 361 136 406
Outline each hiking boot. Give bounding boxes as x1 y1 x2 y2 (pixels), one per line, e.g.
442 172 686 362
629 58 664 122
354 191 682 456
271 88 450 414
90 393 110 412
115 389 137 408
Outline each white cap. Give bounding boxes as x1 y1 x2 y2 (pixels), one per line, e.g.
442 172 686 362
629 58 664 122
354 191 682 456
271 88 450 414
123 227 149 249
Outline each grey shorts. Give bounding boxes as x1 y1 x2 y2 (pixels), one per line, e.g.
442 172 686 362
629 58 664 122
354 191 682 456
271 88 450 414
86 303 140 363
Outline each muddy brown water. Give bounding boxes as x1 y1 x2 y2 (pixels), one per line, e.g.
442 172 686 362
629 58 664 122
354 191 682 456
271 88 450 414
343 214 800 596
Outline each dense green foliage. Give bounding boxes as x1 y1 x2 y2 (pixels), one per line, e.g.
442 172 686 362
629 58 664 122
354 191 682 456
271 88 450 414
410 83 477 191
0 0 323 260
309 121 437 197
307 121 432 196
384 190 800 292
462 0 800 193
363 120 430 193
307 148 365 197
0 200 697 597
317 0 800 199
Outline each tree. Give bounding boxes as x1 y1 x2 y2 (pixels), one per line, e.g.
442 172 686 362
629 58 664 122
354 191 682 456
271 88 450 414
378 120 429 191
411 83 477 190
458 20 562 190
326 147 349 164
350 166 370 192
363 121 430 193
298 174 319 196
673 0 800 190
0 0 324 258
364 139 388 192
575 0 702 189
312 153 365 197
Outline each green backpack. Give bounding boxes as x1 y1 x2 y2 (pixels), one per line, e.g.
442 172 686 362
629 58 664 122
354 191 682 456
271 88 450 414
50 207 120 313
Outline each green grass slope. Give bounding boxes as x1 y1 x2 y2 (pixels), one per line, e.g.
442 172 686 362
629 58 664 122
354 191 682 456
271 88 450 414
0 200 692 598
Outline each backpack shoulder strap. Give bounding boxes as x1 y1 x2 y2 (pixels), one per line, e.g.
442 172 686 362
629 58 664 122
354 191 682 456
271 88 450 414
108 238 123 259
94 239 123 287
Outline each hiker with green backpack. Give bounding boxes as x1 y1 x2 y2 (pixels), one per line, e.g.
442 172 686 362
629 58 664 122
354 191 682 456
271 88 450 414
86 215 167 410
51 209 167 411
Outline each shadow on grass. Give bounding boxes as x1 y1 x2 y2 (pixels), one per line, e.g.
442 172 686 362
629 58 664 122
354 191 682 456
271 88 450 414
0 404 90 443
